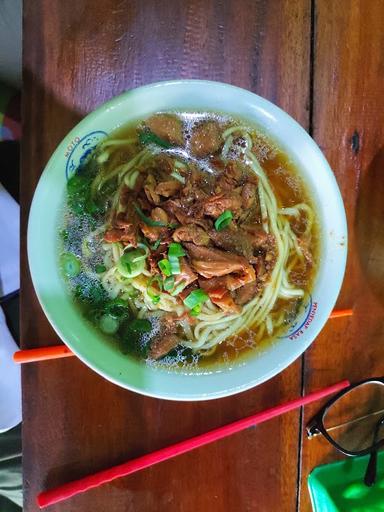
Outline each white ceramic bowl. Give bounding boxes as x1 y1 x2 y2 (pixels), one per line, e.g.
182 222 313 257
28 80 347 400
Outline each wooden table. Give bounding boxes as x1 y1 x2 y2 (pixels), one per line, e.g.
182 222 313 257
21 1 384 510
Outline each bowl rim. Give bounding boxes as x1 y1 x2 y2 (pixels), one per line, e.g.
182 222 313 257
27 79 348 401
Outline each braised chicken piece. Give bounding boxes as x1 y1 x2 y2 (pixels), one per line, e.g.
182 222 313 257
234 282 260 306
184 243 256 281
155 180 182 197
202 193 243 218
144 174 160 205
173 225 210 246
148 315 180 360
174 258 198 289
140 207 169 242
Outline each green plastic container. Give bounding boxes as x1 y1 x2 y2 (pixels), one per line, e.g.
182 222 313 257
308 451 384 511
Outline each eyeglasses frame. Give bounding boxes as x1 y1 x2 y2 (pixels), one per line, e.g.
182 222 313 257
306 377 384 457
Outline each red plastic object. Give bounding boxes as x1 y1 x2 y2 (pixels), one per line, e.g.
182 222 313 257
37 379 350 508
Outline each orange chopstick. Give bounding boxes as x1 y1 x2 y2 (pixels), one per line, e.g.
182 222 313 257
14 308 353 364
329 308 353 319
13 345 74 363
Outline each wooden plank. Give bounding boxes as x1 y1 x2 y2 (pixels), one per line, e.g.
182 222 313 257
21 1 311 510
300 1 384 510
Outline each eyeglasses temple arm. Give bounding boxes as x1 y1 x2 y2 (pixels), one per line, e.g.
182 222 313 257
363 414 384 487
364 450 377 487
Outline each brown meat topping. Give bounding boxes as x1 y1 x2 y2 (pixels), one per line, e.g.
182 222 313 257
241 226 276 253
145 114 184 146
184 243 256 281
155 180 182 197
234 281 260 306
163 199 213 231
242 182 257 209
149 334 180 360
214 161 243 193
209 228 254 260
148 315 181 359
173 258 198 288
173 225 210 246
190 121 222 158
202 193 243 218
144 174 160 205
140 208 169 242
210 292 241 314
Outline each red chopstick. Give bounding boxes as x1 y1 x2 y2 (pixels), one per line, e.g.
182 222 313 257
37 379 350 508
14 308 353 365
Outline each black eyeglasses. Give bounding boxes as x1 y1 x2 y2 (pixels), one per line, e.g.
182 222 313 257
306 377 384 486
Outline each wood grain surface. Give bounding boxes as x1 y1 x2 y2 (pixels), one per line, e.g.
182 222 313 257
299 1 384 510
21 1 383 511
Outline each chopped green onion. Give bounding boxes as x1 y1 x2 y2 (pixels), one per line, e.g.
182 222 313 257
127 243 149 263
121 286 139 299
214 210 233 231
174 160 186 169
127 318 152 333
134 205 168 227
60 229 69 241
151 239 161 250
190 304 202 317
81 238 91 258
117 249 147 278
105 298 130 317
147 275 163 304
163 275 175 291
60 253 81 277
158 258 172 277
95 264 106 274
183 289 209 310
99 314 119 334
170 170 186 184
125 169 139 189
170 279 188 296
139 130 172 149
169 255 181 275
168 242 186 258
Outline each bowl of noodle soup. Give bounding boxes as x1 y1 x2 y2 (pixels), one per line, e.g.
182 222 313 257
28 80 347 400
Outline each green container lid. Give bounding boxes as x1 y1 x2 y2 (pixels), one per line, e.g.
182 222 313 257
308 451 384 511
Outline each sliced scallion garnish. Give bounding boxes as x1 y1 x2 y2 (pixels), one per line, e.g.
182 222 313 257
170 279 188 296
147 275 163 304
99 314 120 334
158 258 172 277
183 289 209 310
169 255 181 275
134 205 168 227
139 130 172 149
60 253 81 277
214 210 233 231
163 275 175 291
168 242 186 258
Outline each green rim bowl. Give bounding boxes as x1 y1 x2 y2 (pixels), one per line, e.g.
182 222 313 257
28 80 347 401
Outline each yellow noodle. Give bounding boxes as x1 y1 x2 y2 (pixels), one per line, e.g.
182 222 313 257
85 127 314 356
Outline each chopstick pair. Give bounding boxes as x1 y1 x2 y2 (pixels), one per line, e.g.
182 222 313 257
37 379 350 508
14 308 353 364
